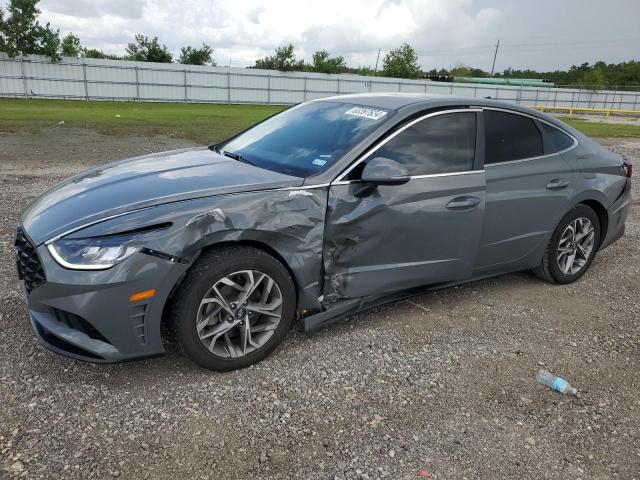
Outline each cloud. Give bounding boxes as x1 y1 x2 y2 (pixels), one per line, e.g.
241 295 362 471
41 0 145 19
37 0 640 71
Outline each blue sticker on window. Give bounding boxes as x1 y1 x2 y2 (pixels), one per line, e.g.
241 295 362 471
312 158 327 166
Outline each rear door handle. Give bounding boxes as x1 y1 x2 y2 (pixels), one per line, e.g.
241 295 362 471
446 196 481 210
546 179 570 190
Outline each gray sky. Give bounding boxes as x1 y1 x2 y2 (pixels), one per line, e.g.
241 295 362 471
38 0 640 72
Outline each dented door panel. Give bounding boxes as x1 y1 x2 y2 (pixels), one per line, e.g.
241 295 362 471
323 173 486 301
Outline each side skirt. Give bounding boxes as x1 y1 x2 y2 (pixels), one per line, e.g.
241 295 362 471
302 267 531 333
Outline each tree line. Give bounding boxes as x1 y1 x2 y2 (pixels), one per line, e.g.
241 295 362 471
427 62 640 90
1 0 639 89
0 0 217 65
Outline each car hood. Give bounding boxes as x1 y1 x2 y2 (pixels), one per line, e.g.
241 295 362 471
22 147 303 245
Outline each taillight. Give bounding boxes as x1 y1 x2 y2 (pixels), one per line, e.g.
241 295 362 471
623 162 632 177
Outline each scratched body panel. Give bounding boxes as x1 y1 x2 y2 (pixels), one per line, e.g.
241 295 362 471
69 188 329 312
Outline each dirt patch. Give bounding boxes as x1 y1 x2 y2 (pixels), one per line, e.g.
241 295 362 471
0 127 196 176
563 113 640 126
0 129 639 479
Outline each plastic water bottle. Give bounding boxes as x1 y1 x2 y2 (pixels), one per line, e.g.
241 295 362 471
536 369 578 396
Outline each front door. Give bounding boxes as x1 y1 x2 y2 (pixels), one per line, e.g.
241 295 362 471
323 110 486 300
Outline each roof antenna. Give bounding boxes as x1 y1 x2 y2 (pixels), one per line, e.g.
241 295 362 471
484 96 492 99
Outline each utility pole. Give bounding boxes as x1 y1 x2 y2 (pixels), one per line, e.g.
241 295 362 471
490 40 500 76
374 48 381 75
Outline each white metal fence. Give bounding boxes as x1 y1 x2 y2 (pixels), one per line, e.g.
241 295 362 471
1 53 639 110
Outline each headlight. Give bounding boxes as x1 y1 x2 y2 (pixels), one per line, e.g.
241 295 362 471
47 234 141 270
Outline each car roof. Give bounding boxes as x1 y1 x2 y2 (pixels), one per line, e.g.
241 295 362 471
314 92 541 115
312 92 441 109
313 92 573 132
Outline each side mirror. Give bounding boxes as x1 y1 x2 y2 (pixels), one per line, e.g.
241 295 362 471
360 157 410 186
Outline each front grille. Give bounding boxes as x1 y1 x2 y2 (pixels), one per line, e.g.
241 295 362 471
14 227 46 294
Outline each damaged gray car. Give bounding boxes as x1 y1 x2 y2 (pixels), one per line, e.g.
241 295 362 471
16 93 632 371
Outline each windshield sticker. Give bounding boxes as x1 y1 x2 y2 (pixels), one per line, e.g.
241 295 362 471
345 107 388 120
312 158 328 166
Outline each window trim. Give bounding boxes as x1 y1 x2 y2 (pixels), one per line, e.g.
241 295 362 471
333 108 482 184
481 107 578 167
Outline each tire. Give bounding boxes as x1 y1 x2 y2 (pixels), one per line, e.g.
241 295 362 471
168 246 296 371
533 204 601 284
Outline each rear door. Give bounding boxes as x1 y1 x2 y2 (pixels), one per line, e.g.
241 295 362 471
475 109 577 271
323 109 486 300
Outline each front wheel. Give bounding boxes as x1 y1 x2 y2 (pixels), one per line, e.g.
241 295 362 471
168 246 296 371
533 204 601 284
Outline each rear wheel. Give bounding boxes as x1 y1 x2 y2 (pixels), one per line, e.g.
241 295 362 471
169 246 296 371
533 205 601 284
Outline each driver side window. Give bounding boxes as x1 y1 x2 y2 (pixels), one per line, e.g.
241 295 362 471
373 111 477 176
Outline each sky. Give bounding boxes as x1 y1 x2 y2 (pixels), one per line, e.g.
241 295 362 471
37 0 640 72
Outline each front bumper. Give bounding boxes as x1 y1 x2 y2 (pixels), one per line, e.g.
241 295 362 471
22 241 188 363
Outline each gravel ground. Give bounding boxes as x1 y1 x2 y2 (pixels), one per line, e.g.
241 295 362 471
0 127 639 480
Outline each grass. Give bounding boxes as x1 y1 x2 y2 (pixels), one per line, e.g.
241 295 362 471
559 116 640 138
1 99 639 143
0 98 285 144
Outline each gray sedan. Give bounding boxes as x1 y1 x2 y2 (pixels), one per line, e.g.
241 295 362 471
15 94 632 371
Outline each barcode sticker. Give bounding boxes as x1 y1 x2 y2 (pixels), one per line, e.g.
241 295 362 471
345 107 388 120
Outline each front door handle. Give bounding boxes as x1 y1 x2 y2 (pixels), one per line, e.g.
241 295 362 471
546 179 570 190
446 196 481 210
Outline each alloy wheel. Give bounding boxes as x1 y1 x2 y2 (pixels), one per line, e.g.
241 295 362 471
556 217 595 275
195 270 283 358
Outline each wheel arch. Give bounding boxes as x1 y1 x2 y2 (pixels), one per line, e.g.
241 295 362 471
575 197 608 248
533 196 606 284
199 239 299 292
161 238 310 340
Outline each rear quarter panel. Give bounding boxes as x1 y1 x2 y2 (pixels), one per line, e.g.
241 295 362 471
561 133 629 246
564 134 627 208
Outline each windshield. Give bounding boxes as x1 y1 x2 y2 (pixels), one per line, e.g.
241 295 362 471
220 101 394 177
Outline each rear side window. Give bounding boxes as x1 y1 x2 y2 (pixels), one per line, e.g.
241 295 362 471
541 122 575 152
485 110 543 164
373 112 476 176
